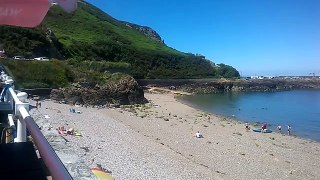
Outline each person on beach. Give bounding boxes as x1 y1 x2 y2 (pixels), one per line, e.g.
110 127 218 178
277 125 282 133
245 122 250 130
261 123 268 133
195 131 203 138
287 125 291 135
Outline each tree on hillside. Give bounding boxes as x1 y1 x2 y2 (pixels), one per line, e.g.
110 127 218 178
217 63 240 78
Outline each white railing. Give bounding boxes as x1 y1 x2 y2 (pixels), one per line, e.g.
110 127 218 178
0 70 72 179
1 72 29 142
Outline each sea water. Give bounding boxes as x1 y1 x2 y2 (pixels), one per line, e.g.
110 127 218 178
178 90 320 142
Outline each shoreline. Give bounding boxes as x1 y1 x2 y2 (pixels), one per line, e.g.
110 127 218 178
174 89 320 143
175 94 319 144
31 92 320 180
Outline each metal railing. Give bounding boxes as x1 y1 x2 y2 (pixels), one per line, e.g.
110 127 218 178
1 71 72 180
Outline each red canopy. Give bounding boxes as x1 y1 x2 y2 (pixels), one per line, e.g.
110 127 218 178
0 0 77 27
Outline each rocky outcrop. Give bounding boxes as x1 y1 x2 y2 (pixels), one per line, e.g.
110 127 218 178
50 76 147 106
122 22 164 44
138 78 320 94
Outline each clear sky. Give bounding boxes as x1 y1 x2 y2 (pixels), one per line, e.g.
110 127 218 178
86 0 319 76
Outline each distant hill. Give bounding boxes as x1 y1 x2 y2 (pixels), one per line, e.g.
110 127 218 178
0 1 239 79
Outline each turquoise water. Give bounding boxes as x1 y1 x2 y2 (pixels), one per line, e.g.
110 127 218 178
178 90 320 142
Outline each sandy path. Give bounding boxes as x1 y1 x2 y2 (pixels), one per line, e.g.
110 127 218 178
31 92 320 180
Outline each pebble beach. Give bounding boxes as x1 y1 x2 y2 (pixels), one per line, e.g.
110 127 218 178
30 92 320 180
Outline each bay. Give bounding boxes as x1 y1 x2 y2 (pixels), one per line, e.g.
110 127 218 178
178 90 320 142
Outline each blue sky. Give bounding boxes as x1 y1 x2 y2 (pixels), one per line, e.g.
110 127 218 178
86 0 319 76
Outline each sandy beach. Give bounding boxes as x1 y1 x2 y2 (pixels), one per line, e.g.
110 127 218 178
30 92 320 180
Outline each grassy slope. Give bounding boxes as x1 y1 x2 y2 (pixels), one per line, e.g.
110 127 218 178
1 59 74 88
44 2 182 56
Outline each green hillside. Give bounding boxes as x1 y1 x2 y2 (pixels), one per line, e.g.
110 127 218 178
0 1 239 79
44 2 180 56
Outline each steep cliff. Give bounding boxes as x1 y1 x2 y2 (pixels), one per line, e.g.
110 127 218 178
122 22 164 44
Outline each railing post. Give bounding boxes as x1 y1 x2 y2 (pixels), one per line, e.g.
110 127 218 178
14 92 29 143
3 78 13 104
7 114 15 143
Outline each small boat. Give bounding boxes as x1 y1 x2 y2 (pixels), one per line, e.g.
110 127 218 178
252 128 272 133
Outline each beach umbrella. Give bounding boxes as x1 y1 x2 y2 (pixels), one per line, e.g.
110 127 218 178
0 0 77 27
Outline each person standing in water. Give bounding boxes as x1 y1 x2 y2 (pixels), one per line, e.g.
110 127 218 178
277 125 282 133
287 125 291 135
